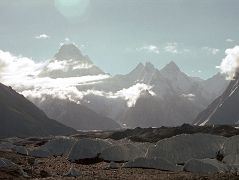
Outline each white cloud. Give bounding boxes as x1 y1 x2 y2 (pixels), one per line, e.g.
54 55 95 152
202 47 220 55
0 49 110 97
164 42 179 54
22 83 155 108
226 38 234 43
35 34 50 39
137 45 160 54
0 50 155 108
0 50 44 82
115 83 155 107
46 60 69 71
217 46 239 80
44 59 93 72
73 63 93 70
181 94 195 101
65 37 70 41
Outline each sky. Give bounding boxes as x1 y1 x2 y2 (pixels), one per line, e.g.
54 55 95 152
0 0 239 79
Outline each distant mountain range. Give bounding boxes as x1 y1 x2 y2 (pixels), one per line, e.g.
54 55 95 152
117 61 228 128
23 43 229 129
0 83 76 138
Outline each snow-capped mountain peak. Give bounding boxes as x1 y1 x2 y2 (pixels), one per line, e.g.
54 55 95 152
39 43 105 78
54 43 92 64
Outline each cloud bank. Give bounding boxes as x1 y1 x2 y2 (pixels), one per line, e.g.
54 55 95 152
0 50 154 108
218 46 239 80
0 50 44 82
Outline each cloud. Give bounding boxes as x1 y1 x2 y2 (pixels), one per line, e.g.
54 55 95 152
136 45 160 54
202 47 220 55
45 59 93 72
0 50 155 108
35 34 50 39
115 83 155 107
0 48 109 93
22 83 154 108
181 93 195 101
0 50 44 82
226 38 234 43
164 42 179 54
217 46 239 80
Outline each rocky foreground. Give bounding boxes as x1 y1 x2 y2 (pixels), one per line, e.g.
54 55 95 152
1 126 239 180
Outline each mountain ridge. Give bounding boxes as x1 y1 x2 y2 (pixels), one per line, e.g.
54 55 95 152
0 83 76 138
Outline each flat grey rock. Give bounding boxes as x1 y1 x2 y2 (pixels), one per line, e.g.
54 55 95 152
222 135 239 156
147 134 226 164
68 138 111 162
41 137 77 157
184 158 228 175
223 154 239 165
124 157 179 171
29 148 51 158
14 146 28 155
99 143 145 162
0 142 15 151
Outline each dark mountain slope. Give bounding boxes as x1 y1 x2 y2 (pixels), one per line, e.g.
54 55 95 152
195 73 239 125
32 97 121 130
0 83 76 138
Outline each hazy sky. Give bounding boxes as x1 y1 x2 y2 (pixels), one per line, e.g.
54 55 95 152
0 0 238 78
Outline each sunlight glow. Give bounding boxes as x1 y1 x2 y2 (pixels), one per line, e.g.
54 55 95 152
54 0 90 19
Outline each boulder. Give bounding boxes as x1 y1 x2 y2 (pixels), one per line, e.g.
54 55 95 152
41 137 77 157
13 146 28 155
124 157 179 171
29 148 51 158
0 142 15 151
222 135 239 156
147 134 226 164
184 158 228 174
223 154 239 165
99 143 145 162
68 138 111 162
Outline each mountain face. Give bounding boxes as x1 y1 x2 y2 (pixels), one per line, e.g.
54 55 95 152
0 83 76 138
30 97 121 131
118 62 208 128
79 61 228 128
121 91 202 128
39 43 104 78
194 73 239 125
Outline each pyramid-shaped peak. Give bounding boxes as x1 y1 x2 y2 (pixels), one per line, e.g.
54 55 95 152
161 61 181 72
54 43 87 62
144 62 155 71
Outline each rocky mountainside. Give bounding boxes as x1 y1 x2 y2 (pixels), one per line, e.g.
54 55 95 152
116 62 228 128
194 73 239 125
0 83 76 138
